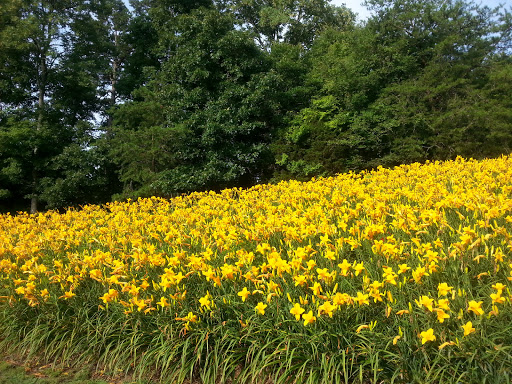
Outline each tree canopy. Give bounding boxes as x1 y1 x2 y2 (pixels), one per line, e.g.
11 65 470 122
0 0 510 211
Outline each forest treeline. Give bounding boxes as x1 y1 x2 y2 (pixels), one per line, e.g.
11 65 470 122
1 0 511 213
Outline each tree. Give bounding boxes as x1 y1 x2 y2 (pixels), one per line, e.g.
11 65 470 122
110 5 281 198
0 0 131 212
117 0 160 100
272 25 386 179
0 0 78 212
229 0 354 49
363 0 512 163
273 0 512 179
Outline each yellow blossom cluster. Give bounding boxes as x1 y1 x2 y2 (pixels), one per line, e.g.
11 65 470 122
1 155 512 347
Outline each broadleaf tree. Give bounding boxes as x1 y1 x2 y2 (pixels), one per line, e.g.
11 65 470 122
273 0 512 180
110 4 282 197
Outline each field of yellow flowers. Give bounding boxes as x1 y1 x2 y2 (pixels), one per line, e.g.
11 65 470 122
2 156 512 383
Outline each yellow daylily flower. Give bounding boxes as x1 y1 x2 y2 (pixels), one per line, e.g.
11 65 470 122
290 303 305 321
419 328 436 344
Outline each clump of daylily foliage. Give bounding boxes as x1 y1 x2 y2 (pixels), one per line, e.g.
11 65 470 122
2 156 512 383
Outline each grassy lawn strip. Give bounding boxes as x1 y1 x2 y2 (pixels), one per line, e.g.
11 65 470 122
0 360 111 384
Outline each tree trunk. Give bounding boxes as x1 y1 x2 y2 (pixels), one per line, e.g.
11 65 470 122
31 38 48 214
107 31 119 130
30 168 38 214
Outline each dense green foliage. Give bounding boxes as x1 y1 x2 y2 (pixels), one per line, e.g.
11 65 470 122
274 0 512 179
0 0 511 211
